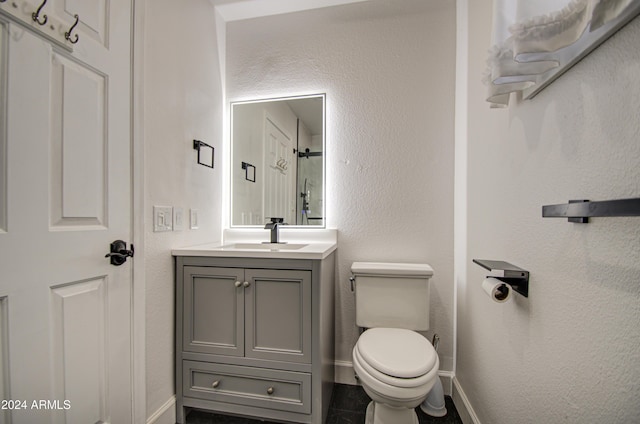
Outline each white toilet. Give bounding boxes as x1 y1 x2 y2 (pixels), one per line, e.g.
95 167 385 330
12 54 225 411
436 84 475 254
351 262 439 424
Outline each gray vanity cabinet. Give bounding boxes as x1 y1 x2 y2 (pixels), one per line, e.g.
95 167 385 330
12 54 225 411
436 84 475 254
175 254 335 424
182 266 311 363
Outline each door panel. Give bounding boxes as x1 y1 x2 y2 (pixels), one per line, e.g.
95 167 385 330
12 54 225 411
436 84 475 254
263 117 293 223
245 269 311 363
50 53 106 228
183 267 245 357
50 278 107 424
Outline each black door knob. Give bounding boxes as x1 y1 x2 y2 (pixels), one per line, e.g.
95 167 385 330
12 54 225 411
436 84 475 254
105 240 134 266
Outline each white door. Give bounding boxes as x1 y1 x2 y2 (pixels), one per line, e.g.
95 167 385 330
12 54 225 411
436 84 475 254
0 0 133 423
263 117 294 224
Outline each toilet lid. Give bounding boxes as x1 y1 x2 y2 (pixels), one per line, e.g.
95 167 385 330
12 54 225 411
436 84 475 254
357 328 436 378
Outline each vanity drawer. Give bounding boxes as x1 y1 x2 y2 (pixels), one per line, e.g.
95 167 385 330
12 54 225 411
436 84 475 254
183 360 311 414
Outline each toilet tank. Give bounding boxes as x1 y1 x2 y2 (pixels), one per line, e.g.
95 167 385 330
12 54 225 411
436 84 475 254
352 262 434 331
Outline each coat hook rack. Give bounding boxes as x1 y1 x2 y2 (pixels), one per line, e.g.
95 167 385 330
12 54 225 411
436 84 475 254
32 0 47 25
1 0 76 51
473 259 529 298
542 198 640 223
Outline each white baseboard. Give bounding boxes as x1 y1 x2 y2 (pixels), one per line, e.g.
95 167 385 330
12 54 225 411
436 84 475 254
146 395 176 424
335 361 454 396
335 360 358 385
452 377 480 424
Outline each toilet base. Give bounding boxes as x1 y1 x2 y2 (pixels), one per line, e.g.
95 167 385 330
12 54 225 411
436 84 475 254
365 401 419 424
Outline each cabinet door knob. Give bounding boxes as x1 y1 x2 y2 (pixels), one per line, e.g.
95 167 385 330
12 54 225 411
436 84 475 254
243 281 250 288
234 281 242 288
267 386 274 395
212 380 220 388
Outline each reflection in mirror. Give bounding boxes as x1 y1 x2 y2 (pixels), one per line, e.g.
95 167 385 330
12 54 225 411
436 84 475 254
231 95 325 227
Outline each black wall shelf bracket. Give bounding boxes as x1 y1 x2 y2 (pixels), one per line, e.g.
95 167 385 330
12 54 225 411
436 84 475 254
473 259 529 298
542 198 640 223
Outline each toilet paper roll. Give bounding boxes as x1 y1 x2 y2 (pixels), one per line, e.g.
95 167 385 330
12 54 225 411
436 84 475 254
482 277 511 303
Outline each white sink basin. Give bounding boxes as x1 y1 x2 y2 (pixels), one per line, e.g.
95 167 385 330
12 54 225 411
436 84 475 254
172 236 336 259
227 243 308 251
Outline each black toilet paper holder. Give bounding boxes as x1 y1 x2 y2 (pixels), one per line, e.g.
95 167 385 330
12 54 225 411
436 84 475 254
472 259 529 298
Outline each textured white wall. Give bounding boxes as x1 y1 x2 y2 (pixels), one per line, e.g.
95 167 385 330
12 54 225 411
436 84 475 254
226 0 457 372
457 1 640 422
143 0 224 419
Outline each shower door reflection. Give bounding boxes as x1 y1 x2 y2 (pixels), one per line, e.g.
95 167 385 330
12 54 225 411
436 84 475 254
297 148 323 226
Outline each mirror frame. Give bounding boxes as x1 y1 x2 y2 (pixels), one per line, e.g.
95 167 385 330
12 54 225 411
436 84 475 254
229 94 326 228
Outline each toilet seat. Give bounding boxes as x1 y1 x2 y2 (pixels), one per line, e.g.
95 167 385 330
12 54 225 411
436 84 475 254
354 328 437 388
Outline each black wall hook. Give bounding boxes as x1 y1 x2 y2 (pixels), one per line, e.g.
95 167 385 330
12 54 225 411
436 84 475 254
32 0 48 25
65 14 79 44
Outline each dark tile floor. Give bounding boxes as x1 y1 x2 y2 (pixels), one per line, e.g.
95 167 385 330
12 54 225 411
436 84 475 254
185 383 462 424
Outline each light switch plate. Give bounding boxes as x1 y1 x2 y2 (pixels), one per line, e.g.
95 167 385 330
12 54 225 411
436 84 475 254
190 209 199 230
153 206 173 232
173 207 184 231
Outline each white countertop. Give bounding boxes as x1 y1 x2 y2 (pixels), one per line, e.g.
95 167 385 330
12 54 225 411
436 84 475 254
172 241 337 260
172 228 337 260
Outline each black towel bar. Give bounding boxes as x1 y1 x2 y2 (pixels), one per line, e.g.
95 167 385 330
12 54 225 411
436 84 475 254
542 198 640 223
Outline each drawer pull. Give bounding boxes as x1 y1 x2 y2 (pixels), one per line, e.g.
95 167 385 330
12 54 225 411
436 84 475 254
212 380 220 389
243 281 250 288
234 281 242 288
267 386 274 395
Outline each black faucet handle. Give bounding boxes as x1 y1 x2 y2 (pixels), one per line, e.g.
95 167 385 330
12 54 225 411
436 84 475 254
269 217 285 224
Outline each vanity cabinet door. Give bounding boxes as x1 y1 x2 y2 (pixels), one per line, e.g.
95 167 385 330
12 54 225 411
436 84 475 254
183 266 245 356
244 269 312 363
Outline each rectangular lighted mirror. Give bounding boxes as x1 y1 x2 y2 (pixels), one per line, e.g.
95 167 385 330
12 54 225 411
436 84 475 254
231 94 325 227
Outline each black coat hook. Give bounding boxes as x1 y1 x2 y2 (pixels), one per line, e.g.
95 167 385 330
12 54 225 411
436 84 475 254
32 0 48 26
65 14 79 44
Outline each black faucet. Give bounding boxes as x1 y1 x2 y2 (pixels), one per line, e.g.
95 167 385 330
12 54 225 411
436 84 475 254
264 218 286 243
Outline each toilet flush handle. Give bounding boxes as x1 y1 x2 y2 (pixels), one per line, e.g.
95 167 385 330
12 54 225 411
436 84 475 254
349 276 355 292
432 334 440 352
